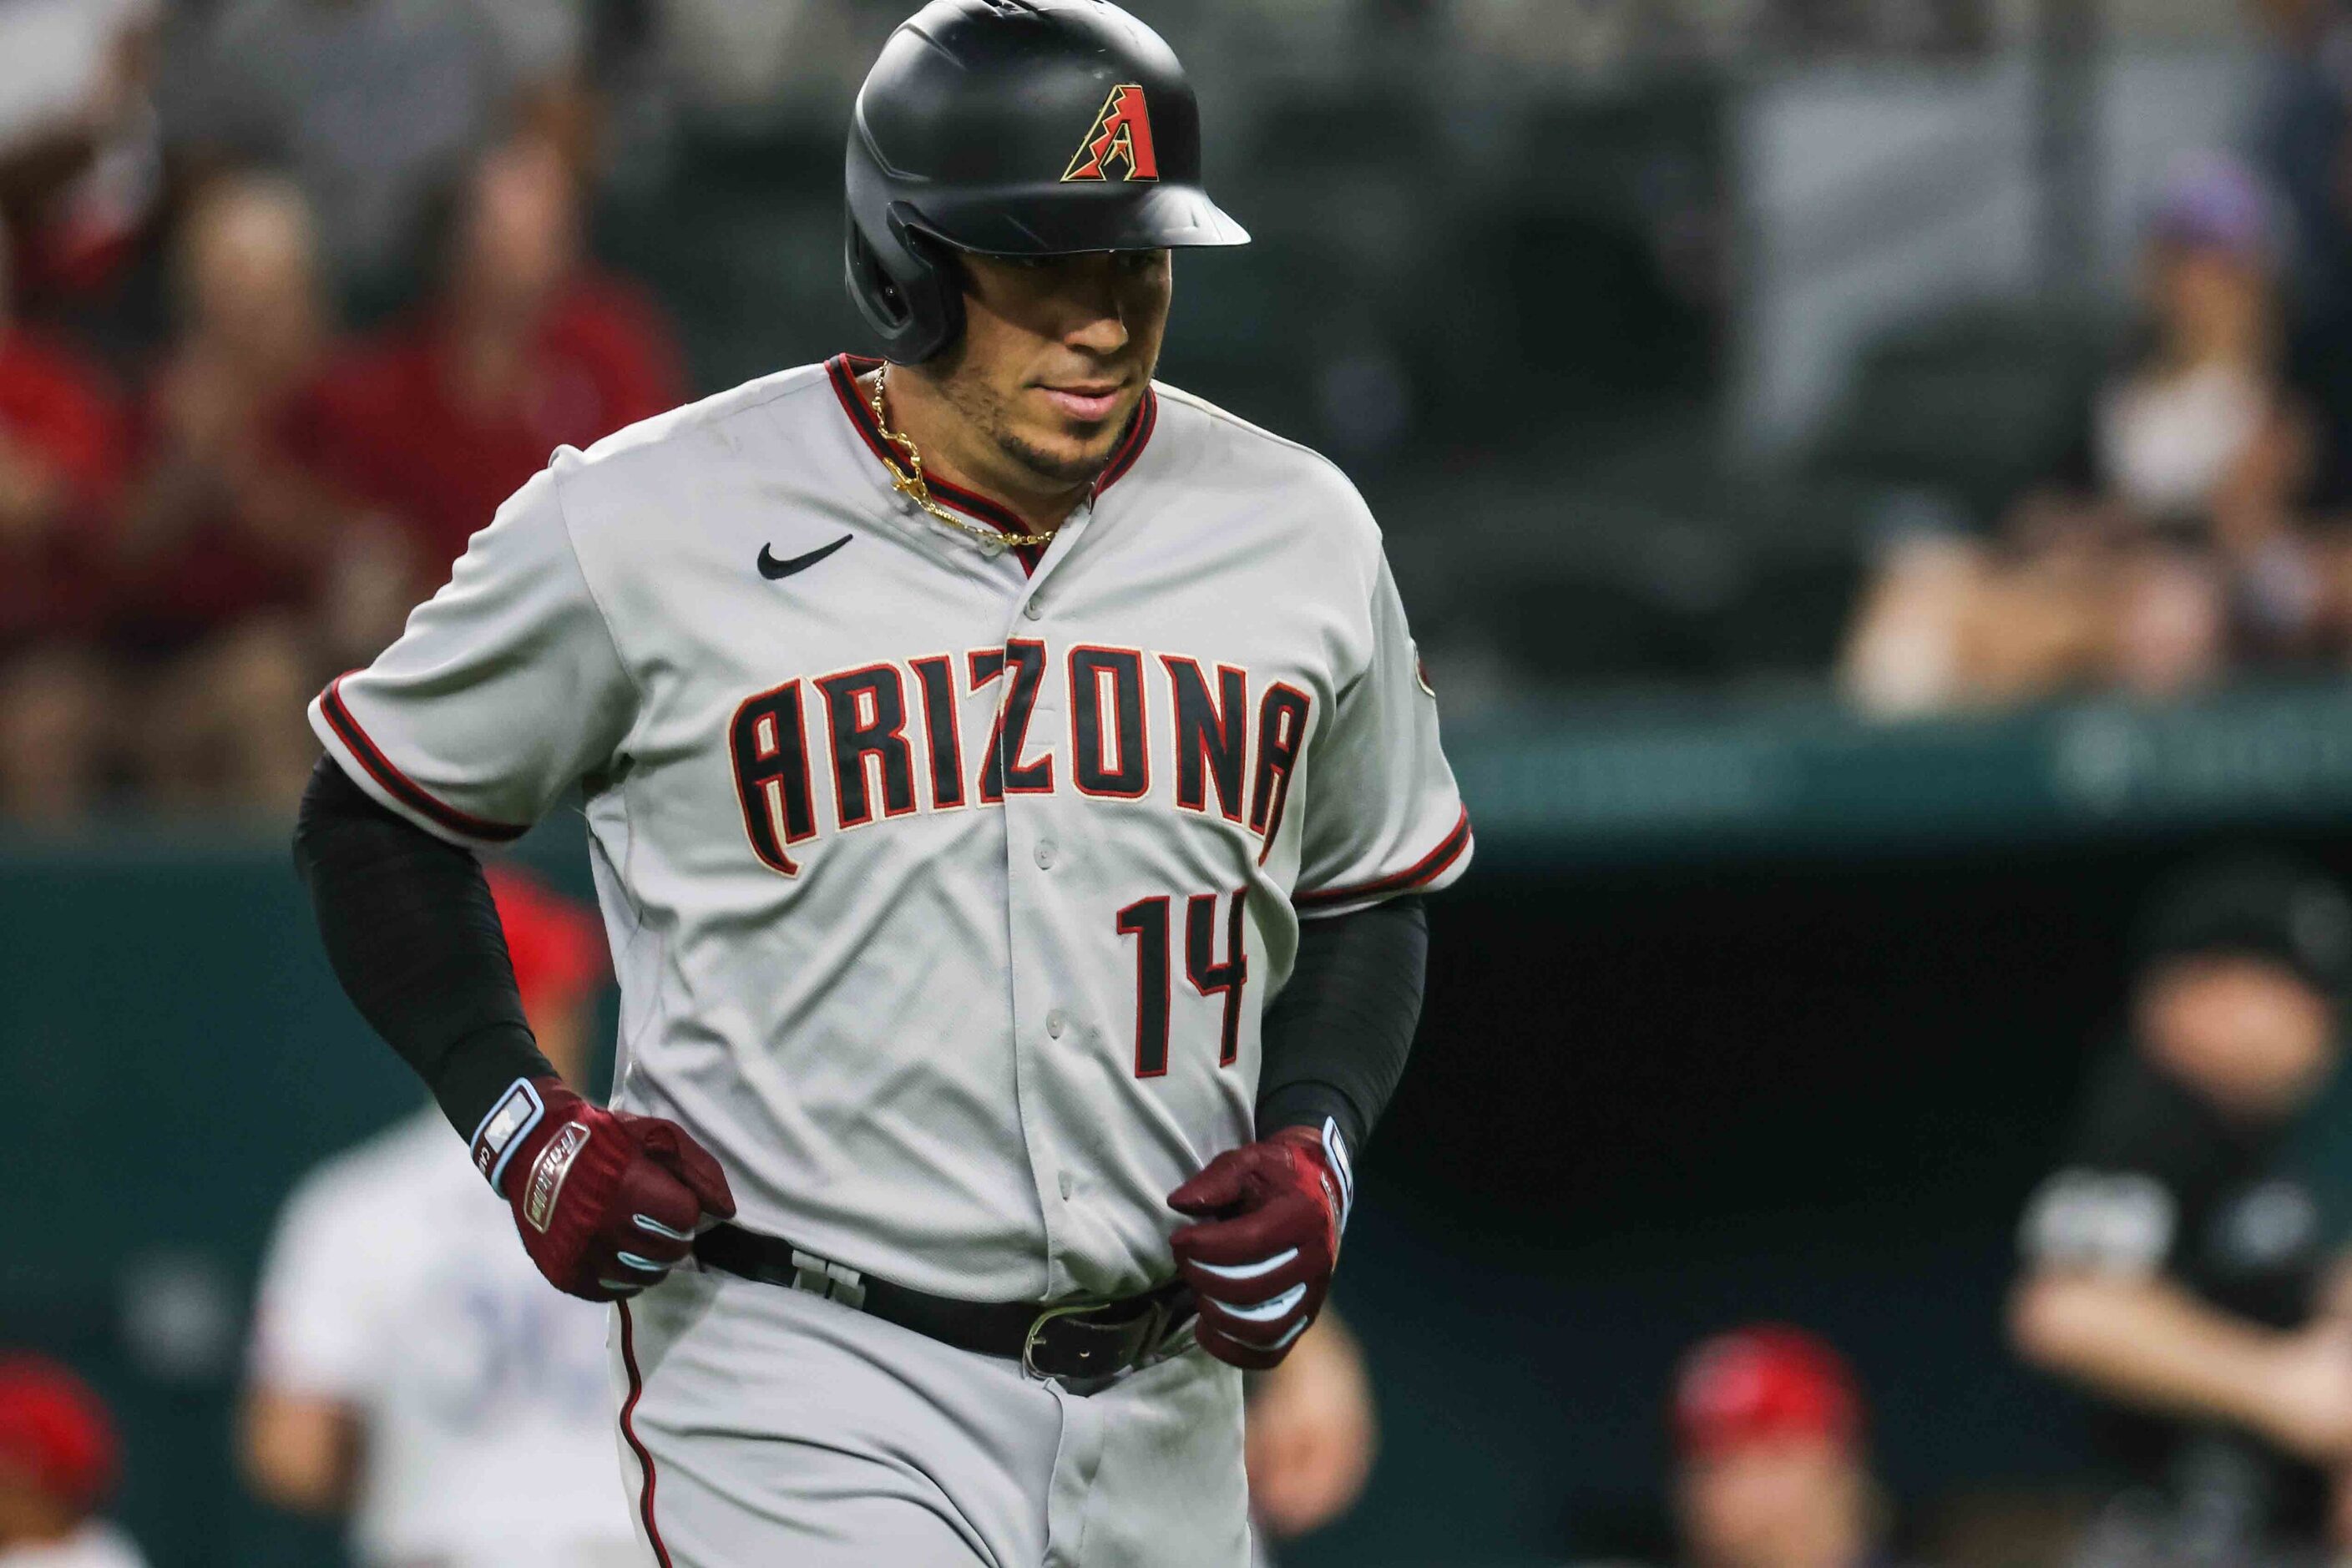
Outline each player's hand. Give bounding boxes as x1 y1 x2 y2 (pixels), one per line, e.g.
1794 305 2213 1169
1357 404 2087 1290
1167 1122 1353 1372
485 1077 736 1302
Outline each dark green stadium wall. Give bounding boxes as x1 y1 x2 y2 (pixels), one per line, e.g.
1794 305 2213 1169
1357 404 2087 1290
8 822 2352 1567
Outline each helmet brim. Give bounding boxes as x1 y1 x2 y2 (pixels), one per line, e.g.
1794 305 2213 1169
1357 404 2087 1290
898 182 1250 256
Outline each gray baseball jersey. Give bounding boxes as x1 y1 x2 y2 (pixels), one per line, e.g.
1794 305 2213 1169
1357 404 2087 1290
309 354 1470 1306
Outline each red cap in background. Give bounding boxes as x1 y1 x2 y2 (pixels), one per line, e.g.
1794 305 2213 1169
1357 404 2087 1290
486 866 607 1010
1672 1324 1863 1459
0 1356 119 1513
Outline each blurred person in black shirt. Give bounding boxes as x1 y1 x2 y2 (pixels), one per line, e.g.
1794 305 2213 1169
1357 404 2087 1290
1667 1326 1894 1568
2011 855 2352 1567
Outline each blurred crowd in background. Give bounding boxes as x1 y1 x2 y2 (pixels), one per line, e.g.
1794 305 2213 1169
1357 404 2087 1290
10 0 2352 825
0 0 683 824
1844 0 2352 712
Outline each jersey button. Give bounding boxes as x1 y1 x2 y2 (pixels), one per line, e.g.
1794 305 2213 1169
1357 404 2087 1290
1023 598 1046 621
1034 841 1058 870
1058 1171 1075 1200
1047 1010 1068 1039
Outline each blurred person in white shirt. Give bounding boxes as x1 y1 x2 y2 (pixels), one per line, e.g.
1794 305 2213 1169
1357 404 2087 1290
0 1356 146 1568
241 864 639 1568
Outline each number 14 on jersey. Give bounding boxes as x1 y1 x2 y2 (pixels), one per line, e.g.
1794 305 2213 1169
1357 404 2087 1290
1115 889 1247 1078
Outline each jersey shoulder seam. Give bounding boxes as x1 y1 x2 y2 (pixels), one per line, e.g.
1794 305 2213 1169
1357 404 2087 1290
1153 382 1388 620
544 463 650 716
546 367 838 749
569 362 837 471
1151 382 1386 585
1151 383 1365 495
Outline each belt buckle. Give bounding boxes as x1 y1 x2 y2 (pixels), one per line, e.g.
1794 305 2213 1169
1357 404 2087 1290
1021 1297 1169 1383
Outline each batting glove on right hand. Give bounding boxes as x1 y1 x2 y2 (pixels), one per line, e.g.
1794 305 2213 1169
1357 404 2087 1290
1168 1120 1355 1371
472 1076 736 1302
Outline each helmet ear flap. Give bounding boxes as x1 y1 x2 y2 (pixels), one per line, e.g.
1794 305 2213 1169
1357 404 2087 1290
843 205 964 365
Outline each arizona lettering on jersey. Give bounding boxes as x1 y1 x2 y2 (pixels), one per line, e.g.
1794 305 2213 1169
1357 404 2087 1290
726 643 1314 876
308 354 1470 1304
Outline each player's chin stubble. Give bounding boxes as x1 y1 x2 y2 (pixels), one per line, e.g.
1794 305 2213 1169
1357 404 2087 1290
933 352 1130 492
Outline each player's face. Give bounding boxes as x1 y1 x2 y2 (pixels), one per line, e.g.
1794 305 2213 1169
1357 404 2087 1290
941 249 1173 488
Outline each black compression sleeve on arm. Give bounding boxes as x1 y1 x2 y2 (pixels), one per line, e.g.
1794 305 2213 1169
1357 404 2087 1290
1254 895 1429 1151
293 755 554 1140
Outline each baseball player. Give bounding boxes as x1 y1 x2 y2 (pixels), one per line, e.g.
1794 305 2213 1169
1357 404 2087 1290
242 868 639 1568
292 3 1469 1563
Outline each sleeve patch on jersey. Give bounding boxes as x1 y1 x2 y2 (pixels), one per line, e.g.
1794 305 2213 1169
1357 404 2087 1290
318 675 532 844
1294 805 1473 910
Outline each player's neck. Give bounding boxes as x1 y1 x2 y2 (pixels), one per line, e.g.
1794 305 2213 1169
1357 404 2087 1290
873 367 1091 535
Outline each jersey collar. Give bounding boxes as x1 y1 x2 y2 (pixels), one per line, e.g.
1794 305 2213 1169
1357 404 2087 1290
826 353 1158 546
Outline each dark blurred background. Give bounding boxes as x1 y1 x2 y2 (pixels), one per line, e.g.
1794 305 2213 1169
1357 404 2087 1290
10 0 2352 1565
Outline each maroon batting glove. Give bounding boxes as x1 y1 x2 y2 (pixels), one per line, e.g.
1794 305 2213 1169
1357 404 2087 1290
471 1076 736 1302
1168 1120 1356 1372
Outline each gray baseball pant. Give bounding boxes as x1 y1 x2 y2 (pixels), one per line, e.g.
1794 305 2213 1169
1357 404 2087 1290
608 1265 1252 1566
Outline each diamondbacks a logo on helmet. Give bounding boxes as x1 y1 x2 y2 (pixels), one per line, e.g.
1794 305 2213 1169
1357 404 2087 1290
1063 84 1160 183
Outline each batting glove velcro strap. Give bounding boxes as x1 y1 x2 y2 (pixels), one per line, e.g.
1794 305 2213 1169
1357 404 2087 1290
486 1076 737 1303
1166 1124 1349 1372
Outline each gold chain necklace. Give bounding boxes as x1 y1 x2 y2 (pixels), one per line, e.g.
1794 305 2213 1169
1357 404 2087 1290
869 367 1057 552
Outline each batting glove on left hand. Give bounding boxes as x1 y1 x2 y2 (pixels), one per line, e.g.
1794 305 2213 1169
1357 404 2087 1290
1168 1120 1355 1371
473 1076 736 1302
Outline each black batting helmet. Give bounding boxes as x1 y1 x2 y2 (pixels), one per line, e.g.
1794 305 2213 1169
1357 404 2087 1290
844 0 1251 364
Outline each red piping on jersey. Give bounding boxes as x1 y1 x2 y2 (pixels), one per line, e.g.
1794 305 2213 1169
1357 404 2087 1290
316 675 530 843
1293 806 1474 909
1096 383 1156 493
825 354 1160 565
617 1302 674 1568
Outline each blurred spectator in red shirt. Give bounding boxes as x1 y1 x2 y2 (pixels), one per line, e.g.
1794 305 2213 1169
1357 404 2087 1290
1672 1326 1888 1568
291 131 684 593
116 173 368 817
0 230 128 827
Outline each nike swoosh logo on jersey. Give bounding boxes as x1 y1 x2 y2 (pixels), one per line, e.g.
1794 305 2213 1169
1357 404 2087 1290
758 536 853 580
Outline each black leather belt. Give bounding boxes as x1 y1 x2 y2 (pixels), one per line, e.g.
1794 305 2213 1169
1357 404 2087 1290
693 1222 1194 1384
